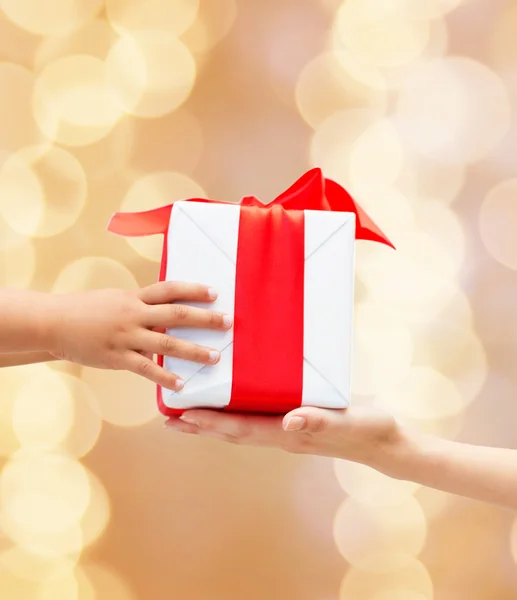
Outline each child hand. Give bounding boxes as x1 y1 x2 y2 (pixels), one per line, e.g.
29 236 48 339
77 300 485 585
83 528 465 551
46 281 232 390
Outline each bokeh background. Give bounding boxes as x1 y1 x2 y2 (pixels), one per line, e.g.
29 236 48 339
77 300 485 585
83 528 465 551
1 0 517 598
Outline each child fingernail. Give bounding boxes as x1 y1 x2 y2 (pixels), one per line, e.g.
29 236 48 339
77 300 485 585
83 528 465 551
208 350 219 363
208 288 218 300
283 416 306 431
223 315 233 328
175 379 184 391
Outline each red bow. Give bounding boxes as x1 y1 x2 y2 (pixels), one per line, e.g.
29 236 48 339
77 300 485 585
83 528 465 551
108 168 394 249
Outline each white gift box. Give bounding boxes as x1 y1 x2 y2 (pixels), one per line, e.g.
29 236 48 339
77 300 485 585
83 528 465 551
162 200 356 412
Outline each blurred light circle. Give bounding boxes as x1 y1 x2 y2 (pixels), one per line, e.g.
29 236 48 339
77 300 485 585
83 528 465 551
399 0 467 19
479 180 517 271
80 470 111 549
491 3 517 70
0 63 47 153
0 145 87 237
356 230 461 317
58 375 102 459
351 186 416 237
334 459 420 506
107 0 199 37
0 452 91 534
0 10 41 67
182 0 237 54
0 515 84 559
52 257 137 293
414 486 451 520
375 366 463 421
349 119 405 192
0 547 76 583
106 31 196 118
340 557 433 599
295 52 388 129
310 108 383 188
0 151 44 236
413 201 465 267
352 300 414 396
0 560 79 600
77 564 137 600
334 496 427 572
0 219 36 288
334 0 430 68
81 367 158 428
0 0 102 36
34 19 117 69
33 54 123 147
397 155 465 204
395 57 511 164
12 366 74 452
35 570 79 600
121 171 205 262
0 366 27 456
371 591 430 600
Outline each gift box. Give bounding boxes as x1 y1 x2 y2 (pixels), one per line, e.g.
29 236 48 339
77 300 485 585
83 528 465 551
107 169 393 416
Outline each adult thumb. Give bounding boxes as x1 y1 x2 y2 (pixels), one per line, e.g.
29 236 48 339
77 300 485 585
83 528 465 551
282 407 338 433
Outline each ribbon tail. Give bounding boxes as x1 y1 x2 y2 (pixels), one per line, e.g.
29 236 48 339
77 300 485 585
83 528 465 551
325 179 395 249
107 205 173 237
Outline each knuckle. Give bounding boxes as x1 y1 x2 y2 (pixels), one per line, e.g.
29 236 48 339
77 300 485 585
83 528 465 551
209 311 221 327
137 360 152 377
306 414 327 433
173 304 189 321
193 346 206 362
159 335 176 353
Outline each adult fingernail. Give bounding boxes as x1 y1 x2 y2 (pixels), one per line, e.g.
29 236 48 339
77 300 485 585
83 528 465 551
175 379 184 391
180 414 199 426
208 350 220 363
283 416 306 431
223 315 233 329
208 288 218 300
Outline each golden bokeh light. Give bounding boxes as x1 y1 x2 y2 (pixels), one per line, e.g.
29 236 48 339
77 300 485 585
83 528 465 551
311 109 395 189
0 0 102 37
0 451 91 534
77 564 137 600
11 366 74 452
371 591 430 600
33 54 123 147
295 52 388 129
0 547 76 583
181 0 237 54
0 63 47 153
340 557 433 600
80 470 111 549
80 367 158 428
479 179 517 271
34 19 117 69
334 0 431 68
374 366 463 421
399 0 467 19
121 171 206 262
395 57 511 164
0 366 26 457
356 230 461 322
334 497 427 573
58 375 102 460
352 300 414 396
52 257 138 293
0 145 87 237
0 218 35 288
398 155 465 204
106 0 199 37
106 31 197 119
334 459 420 506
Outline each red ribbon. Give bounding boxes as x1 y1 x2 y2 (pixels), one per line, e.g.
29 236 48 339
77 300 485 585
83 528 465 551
107 168 393 415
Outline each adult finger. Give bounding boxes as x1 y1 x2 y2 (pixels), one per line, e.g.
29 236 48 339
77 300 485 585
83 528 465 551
164 418 237 443
123 352 185 391
179 409 284 440
137 331 221 365
282 407 347 432
138 281 218 305
145 304 232 330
